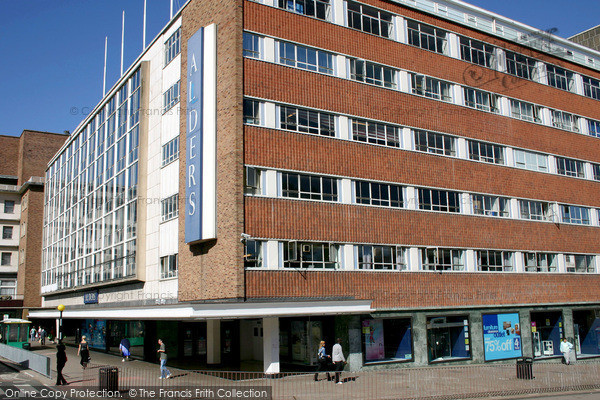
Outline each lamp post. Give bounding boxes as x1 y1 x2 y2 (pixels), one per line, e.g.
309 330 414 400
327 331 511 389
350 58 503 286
57 304 65 342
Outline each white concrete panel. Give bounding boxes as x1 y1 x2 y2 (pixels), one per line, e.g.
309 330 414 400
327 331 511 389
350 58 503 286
159 220 179 256
160 161 180 198
160 109 181 143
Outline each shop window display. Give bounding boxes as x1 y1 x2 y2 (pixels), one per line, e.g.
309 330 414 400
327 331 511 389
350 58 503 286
427 315 471 362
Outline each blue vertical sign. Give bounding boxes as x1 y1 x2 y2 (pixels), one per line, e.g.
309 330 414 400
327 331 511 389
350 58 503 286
483 313 523 361
185 28 204 243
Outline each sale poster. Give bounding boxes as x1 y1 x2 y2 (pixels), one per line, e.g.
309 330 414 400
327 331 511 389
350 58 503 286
363 319 385 361
483 313 522 361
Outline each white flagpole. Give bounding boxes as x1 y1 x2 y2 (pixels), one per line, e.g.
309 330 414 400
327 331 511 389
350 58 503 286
120 10 125 76
143 0 147 49
170 0 173 19
103 36 108 96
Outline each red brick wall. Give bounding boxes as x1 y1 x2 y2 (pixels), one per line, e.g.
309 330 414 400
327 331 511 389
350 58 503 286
0 136 20 177
246 270 600 309
18 131 67 185
178 0 245 301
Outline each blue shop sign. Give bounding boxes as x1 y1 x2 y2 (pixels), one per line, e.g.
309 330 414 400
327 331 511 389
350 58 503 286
483 312 522 361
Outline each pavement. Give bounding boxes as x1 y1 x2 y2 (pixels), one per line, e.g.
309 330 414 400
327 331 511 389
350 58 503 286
1 341 600 400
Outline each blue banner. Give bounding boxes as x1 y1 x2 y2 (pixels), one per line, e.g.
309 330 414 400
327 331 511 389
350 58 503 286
185 28 204 243
483 313 522 361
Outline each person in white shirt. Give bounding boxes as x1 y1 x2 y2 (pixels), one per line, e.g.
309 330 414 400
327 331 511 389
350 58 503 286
331 338 346 384
560 338 574 365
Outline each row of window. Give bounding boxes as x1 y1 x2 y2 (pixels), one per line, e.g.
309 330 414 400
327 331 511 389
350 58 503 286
243 32 600 139
244 99 600 181
246 167 600 225
263 0 600 102
244 240 597 274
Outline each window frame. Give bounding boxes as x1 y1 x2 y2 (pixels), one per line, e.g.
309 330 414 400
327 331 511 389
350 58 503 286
421 247 464 271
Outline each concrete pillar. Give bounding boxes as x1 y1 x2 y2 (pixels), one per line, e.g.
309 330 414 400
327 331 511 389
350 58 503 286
207 319 221 365
412 312 428 366
519 310 533 358
346 315 363 371
263 317 280 374
562 308 574 341
469 311 484 363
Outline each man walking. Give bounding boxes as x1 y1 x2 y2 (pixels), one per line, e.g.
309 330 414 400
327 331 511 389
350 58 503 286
560 337 574 365
332 338 346 385
157 339 171 379
56 341 68 385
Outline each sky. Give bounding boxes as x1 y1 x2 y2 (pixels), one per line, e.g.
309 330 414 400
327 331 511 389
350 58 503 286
0 0 598 137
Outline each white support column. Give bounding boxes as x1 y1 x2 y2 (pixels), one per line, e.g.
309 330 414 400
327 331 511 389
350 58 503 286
456 137 468 160
342 244 355 270
505 147 514 168
265 240 279 269
398 70 411 94
498 97 511 117
332 0 345 26
557 254 567 273
585 162 594 181
573 73 585 96
264 37 276 63
401 127 412 150
447 33 461 59
547 155 557 174
393 15 406 43
465 249 476 272
264 170 278 197
550 203 561 223
405 186 418 210
578 117 589 135
540 108 553 127
513 251 524 273
263 317 280 374
338 116 350 140
207 319 221 365
340 178 353 204
407 247 420 271
509 198 520 220
335 55 347 79
589 208 599 226
535 61 547 85
452 84 464 107
264 102 276 129
494 48 506 73
459 193 470 214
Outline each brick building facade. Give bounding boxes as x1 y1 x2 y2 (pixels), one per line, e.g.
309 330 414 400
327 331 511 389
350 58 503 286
32 0 600 371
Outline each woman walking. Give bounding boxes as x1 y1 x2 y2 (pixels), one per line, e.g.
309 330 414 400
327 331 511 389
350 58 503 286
77 335 90 369
314 340 331 382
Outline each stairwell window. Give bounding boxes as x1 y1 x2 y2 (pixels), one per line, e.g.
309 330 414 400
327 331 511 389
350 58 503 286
347 2 393 38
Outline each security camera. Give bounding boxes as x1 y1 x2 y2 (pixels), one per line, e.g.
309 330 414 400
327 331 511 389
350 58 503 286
240 233 251 242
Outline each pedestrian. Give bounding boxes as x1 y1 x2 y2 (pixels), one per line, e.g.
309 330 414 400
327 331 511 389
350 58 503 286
40 328 47 346
560 337 574 365
56 341 68 386
119 338 131 362
38 326 43 343
332 338 346 385
30 327 36 342
77 335 90 369
314 340 331 382
157 339 171 379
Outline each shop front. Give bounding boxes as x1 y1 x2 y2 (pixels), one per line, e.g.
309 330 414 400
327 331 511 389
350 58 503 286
530 311 563 358
361 317 412 364
426 315 471 363
573 309 600 358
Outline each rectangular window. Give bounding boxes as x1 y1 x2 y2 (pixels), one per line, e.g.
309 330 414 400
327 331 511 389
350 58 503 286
160 254 178 279
164 28 181 66
243 32 261 59
351 119 400 147
556 157 585 178
281 172 338 201
427 315 470 362
3 200 14 214
277 0 330 20
414 130 456 156
477 250 513 272
468 140 504 164
505 51 537 80
524 252 557 272
412 74 452 102
546 65 574 91
2 226 13 239
347 1 393 38
551 110 579 132
349 59 396 89
565 254 595 273
418 188 460 213
0 279 16 296
163 81 180 113
463 88 498 113
592 163 600 181
510 99 540 123
243 99 261 125
583 76 600 100
357 245 406 270
283 241 339 269
589 119 600 138
0 253 11 266
459 37 494 67
407 20 448 54
472 194 509 217
513 149 548 172
561 204 590 225
355 181 403 208
244 240 263 268
422 248 464 271
519 200 550 221
280 106 335 137
161 194 179 222
161 137 179 167
244 167 262 196
279 42 334 75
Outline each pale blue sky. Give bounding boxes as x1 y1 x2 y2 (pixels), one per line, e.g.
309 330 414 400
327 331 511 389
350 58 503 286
0 0 597 136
